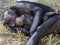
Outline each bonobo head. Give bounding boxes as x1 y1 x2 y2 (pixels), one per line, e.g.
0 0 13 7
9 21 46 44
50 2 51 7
15 15 25 26
4 9 17 26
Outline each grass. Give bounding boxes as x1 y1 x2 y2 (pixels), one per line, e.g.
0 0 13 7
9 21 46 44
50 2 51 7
0 0 60 45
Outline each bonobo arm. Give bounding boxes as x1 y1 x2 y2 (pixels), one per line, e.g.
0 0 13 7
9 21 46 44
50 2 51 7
3 22 17 32
30 7 44 36
44 12 57 21
26 15 58 45
45 9 59 16
3 22 30 35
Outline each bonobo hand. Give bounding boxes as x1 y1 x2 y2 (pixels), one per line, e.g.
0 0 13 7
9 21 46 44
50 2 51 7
55 9 59 14
15 15 25 26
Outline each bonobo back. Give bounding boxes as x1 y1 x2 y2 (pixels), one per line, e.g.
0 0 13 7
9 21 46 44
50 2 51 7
17 1 54 12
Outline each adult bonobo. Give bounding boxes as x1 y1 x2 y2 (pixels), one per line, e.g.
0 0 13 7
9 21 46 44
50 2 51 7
3 1 58 35
3 1 60 45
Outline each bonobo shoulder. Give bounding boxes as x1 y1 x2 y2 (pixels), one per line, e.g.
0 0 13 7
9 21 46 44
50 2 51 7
12 1 40 8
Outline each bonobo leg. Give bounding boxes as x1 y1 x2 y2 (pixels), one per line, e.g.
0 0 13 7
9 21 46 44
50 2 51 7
26 15 58 45
30 7 44 36
42 15 60 36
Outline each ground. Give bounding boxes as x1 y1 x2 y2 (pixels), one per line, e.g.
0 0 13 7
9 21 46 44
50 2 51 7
0 0 60 45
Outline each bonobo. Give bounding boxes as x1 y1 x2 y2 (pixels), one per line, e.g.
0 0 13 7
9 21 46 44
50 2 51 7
3 1 59 35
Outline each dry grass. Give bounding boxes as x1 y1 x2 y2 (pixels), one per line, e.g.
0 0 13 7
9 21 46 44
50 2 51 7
0 0 60 45
0 21 29 45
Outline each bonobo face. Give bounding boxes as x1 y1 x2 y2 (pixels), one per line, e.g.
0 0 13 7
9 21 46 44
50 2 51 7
8 9 17 18
15 15 25 26
4 9 17 26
